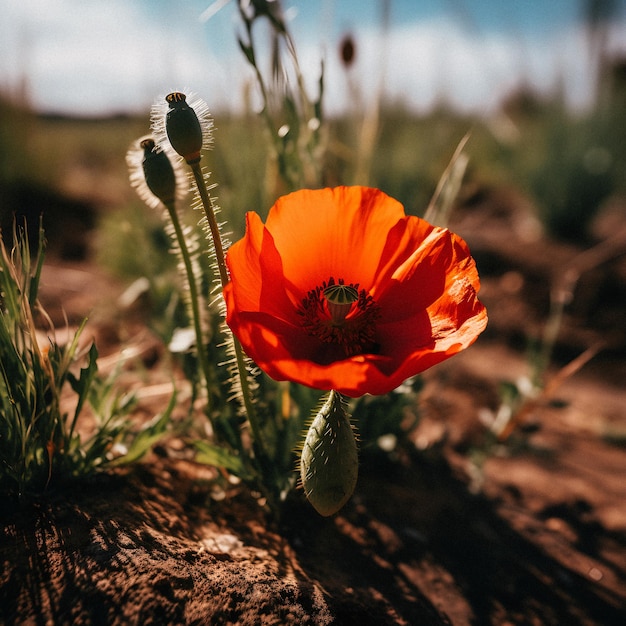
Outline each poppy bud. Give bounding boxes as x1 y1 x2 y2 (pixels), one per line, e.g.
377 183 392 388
300 390 358 516
126 135 187 211
140 138 177 205
165 92 204 164
339 34 355 68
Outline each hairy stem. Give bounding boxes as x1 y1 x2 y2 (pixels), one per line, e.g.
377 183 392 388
163 200 214 417
189 162 267 465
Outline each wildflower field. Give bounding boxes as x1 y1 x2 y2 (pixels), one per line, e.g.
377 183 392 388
1 4 626 624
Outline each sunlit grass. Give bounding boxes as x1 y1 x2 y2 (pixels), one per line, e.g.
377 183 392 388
0 222 171 499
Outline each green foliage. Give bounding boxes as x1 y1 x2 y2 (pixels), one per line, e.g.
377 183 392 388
0 222 169 498
352 106 476 214
113 3 332 513
352 377 423 452
97 201 195 341
499 97 623 242
193 440 255 481
236 0 325 192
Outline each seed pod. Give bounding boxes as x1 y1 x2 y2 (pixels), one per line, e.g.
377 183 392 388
140 138 177 205
300 390 358 516
165 92 204 164
126 135 187 211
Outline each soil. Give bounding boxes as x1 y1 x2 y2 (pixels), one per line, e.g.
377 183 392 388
2 188 626 625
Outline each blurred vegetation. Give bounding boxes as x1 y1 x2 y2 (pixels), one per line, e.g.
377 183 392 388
1 52 624 256
492 61 626 242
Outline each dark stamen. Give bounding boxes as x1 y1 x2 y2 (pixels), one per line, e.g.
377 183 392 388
297 277 380 356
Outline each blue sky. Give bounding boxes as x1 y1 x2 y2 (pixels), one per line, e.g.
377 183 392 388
1 0 625 116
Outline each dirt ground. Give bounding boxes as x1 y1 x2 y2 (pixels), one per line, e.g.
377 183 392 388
1 188 626 625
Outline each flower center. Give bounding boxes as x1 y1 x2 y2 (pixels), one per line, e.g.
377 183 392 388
297 277 380 356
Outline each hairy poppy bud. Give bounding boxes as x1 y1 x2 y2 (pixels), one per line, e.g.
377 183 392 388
300 390 358 516
126 135 187 211
165 92 204 163
140 138 177 205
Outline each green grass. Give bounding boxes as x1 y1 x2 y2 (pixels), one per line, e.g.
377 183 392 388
0 222 171 498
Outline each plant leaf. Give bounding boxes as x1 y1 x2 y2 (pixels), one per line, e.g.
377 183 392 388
110 390 175 466
193 440 254 480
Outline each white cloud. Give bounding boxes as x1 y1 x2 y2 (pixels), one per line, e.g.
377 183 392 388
0 0 231 115
1 1 625 116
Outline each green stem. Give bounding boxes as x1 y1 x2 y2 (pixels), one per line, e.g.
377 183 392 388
189 162 267 464
241 19 305 192
163 201 214 419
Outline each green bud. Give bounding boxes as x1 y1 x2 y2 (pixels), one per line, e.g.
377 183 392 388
165 92 203 164
140 138 177 205
300 390 358 516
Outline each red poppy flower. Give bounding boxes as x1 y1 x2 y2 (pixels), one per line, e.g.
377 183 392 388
224 186 487 397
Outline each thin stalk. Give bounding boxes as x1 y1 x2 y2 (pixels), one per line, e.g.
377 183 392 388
189 162 267 463
162 200 214 418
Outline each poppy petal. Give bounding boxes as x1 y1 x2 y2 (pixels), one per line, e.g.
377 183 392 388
225 212 297 322
375 225 480 323
265 187 406 291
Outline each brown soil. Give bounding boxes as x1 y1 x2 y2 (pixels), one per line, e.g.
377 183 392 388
2 190 626 625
